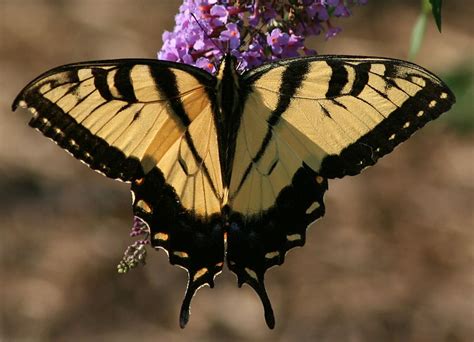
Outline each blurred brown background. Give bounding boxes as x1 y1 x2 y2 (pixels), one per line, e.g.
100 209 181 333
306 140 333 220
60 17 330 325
1 1 473 341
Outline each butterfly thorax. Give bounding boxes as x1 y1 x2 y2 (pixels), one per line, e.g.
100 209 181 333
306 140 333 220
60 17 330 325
215 54 244 188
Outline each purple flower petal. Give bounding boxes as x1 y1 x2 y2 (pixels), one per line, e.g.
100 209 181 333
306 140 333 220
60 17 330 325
210 4 227 17
196 57 216 74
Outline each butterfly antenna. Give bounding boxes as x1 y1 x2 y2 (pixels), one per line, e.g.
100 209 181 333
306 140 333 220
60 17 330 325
190 13 225 57
190 13 226 72
235 17 266 71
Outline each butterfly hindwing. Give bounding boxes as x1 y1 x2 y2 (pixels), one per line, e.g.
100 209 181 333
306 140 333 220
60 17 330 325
131 168 224 328
226 165 327 328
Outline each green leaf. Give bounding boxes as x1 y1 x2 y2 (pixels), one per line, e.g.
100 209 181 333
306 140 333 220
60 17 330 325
429 0 443 32
440 63 474 135
408 11 427 61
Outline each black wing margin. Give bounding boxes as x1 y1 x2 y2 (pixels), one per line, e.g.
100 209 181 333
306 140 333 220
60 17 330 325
317 57 456 178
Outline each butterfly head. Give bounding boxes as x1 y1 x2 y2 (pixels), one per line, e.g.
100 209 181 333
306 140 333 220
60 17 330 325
217 54 239 81
216 54 240 99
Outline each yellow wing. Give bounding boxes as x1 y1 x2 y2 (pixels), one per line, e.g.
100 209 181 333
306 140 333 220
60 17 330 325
229 56 455 215
13 59 224 216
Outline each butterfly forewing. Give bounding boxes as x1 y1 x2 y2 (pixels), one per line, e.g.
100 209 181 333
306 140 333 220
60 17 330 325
13 59 224 216
241 56 455 179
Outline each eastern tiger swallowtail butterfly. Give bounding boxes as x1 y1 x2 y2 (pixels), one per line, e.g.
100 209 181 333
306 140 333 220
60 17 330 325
12 54 455 328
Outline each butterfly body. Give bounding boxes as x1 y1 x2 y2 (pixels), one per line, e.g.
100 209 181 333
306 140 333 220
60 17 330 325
214 54 243 189
13 54 455 328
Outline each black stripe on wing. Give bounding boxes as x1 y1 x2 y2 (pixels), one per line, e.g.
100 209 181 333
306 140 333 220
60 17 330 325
325 59 348 98
149 66 192 126
233 61 310 196
93 68 114 101
149 66 220 198
350 62 370 97
115 65 138 103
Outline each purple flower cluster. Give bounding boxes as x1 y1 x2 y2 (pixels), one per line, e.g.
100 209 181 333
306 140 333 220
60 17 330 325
117 216 150 273
158 0 367 72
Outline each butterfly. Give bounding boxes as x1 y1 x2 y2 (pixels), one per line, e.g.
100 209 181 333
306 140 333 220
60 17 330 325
12 54 455 328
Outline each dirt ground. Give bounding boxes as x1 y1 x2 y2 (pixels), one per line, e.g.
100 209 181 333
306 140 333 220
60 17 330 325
1 1 473 341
